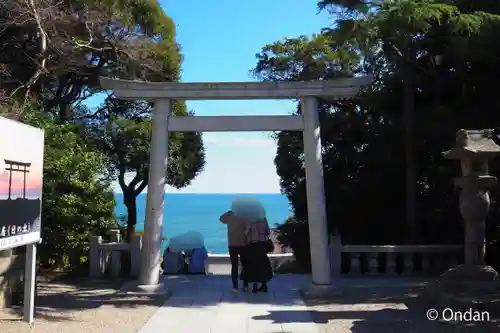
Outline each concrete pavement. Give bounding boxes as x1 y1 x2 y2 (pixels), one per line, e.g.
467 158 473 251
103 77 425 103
137 274 319 333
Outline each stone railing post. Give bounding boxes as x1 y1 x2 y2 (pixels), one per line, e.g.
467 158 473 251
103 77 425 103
130 235 143 278
329 233 342 277
108 229 121 243
109 230 121 278
89 236 102 278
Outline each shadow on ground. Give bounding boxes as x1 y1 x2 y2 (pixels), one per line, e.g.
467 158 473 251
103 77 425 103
285 285 500 333
1 279 166 322
5 274 500 332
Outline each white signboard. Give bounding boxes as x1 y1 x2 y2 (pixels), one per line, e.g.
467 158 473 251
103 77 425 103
0 117 44 250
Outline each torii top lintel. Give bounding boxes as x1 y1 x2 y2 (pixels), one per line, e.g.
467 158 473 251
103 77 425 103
99 76 372 101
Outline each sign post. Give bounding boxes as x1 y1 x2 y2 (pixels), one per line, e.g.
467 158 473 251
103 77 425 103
23 243 36 322
0 117 44 323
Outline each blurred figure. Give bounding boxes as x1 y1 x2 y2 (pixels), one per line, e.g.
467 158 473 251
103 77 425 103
220 211 250 292
166 230 206 274
189 246 208 274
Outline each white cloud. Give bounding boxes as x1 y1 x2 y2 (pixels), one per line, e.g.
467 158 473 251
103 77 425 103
202 133 276 147
112 133 280 194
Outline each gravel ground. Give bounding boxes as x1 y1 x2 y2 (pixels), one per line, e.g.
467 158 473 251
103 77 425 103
302 284 500 333
0 280 167 333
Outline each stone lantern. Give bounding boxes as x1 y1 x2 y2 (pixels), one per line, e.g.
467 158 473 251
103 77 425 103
443 129 500 265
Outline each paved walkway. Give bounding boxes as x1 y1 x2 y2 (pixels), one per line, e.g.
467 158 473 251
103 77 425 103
138 274 319 333
135 274 500 333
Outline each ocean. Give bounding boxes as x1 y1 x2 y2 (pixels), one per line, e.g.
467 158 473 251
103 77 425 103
113 193 293 254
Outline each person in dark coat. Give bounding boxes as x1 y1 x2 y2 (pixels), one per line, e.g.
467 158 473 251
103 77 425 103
245 218 273 293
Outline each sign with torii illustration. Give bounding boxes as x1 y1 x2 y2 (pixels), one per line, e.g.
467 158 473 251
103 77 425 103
0 117 44 251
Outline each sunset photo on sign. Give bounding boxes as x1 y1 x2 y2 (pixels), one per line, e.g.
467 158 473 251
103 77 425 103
0 131 43 200
0 162 43 200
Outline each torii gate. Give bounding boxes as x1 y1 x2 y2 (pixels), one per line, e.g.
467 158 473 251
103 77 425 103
100 76 371 289
4 159 32 199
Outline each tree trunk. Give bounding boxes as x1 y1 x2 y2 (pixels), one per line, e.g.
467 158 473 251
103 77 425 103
403 58 418 244
123 191 137 242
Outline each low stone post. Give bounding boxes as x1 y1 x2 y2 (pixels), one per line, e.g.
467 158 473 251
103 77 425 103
329 231 342 277
130 234 143 278
108 229 121 243
109 230 122 278
443 129 500 265
89 236 102 278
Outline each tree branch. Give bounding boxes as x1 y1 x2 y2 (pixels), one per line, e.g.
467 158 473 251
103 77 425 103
10 0 49 100
134 178 148 196
129 172 142 189
117 166 127 192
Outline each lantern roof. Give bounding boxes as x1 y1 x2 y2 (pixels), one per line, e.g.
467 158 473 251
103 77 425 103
443 129 500 159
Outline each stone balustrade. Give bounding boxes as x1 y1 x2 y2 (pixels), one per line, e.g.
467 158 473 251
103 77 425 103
329 235 464 276
90 231 464 279
89 231 142 279
205 253 294 275
89 233 294 278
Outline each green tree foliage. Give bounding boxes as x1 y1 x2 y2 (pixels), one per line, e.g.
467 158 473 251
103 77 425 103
0 0 181 118
277 216 311 268
254 0 500 267
0 104 116 268
0 0 205 268
37 119 116 268
86 100 205 238
318 0 500 242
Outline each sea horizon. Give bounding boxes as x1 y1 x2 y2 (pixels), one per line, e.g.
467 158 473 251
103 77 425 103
113 191 284 195
113 192 292 253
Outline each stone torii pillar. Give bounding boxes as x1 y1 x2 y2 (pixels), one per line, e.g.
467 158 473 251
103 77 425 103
301 97 331 285
139 99 171 287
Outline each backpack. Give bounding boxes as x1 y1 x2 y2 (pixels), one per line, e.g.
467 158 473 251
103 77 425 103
162 250 184 274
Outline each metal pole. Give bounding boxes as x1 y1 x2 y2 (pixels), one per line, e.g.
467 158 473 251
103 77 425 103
403 58 417 243
23 243 37 323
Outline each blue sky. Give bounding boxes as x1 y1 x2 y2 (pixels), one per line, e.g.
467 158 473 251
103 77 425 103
97 1 331 193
